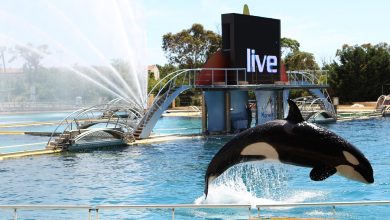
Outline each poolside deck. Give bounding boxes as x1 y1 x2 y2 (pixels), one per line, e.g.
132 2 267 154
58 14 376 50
0 148 62 160
336 102 383 121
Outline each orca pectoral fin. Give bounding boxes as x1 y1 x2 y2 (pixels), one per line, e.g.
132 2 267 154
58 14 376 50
310 166 337 181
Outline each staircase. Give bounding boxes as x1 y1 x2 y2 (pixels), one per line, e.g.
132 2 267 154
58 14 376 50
371 108 384 117
308 89 336 117
294 91 336 122
47 131 73 150
132 90 173 140
300 111 317 120
133 85 190 139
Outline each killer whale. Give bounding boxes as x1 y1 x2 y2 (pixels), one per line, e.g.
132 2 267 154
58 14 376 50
204 99 374 197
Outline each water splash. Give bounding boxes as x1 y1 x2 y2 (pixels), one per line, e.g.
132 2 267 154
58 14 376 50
195 162 326 207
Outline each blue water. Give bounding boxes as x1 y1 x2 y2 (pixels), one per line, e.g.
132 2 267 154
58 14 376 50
0 114 201 154
0 112 71 125
0 114 389 219
152 116 202 135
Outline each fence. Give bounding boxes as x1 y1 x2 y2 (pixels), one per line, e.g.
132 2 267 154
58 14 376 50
1 200 390 220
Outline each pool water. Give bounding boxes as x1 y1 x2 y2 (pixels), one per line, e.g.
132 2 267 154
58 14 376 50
0 114 201 154
152 116 202 135
0 114 389 219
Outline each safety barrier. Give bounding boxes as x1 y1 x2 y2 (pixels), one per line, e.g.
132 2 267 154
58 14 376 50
2 200 390 220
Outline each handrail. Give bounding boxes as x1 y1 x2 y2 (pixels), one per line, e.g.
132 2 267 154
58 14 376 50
289 70 335 117
148 68 248 97
152 71 186 105
2 200 390 210
47 106 103 145
287 70 328 86
149 68 248 98
256 200 390 208
294 96 336 119
140 69 197 128
0 205 92 209
47 108 87 144
47 102 143 148
147 69 188 97
1 201 390 220
96 204 251 209
148 68 247 108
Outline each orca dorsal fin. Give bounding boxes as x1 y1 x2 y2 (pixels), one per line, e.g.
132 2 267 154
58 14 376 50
286 99 304 124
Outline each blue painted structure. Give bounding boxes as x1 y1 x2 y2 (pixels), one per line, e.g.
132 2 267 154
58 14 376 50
229 91 249 131
128 68 333 138
204 91 226 132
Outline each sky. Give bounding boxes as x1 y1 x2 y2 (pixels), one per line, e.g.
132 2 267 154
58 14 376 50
0 0 389 67
143 0 390 66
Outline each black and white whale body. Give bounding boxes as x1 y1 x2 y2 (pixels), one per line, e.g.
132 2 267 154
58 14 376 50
204 99 374 197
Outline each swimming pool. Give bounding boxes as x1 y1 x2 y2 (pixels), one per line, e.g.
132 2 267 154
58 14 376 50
0 114 389 219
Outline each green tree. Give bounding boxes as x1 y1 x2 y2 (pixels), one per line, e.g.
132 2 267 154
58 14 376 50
148 70 157 94
281 37 300 59
162 23 222 68
9 44 50 101
328 43 390 102
280 37 319 71
156 64 178 79
284 51 319 70
14 43 49 73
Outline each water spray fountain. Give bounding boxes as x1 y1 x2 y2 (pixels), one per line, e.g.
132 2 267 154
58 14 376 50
0 0 149 150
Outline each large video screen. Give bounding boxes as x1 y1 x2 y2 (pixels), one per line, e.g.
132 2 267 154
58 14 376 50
222 13 280 84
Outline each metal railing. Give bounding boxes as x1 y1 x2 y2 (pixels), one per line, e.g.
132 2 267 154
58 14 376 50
287 70 328 85
0 205 93 220
47 100 143 148
148 68 246 102
289 69 335 117
294 96 335 116
148 68 248 98
2 200 390 220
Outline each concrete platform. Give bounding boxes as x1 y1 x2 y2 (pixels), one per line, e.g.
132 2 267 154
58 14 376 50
0 121 58 128
129 134 201 145
0 148 62 160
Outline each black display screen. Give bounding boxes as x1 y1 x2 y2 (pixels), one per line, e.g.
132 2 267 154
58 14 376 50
222 13 280 84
